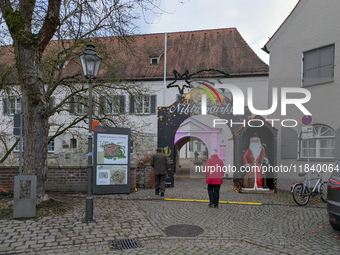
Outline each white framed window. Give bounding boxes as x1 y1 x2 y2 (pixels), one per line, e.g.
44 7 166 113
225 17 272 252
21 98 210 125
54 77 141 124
135 95 150 114
197 143 202 152
3 97 22 115
303 44 334 87
69 95 88 115
104 97 119 114
150 58 158 65
189 140 193 152
75 96 88 115
129 95 156 115
300 125 335 159
100 95 125 115
70 138 77 149
14 137 55 152
48 138 55 152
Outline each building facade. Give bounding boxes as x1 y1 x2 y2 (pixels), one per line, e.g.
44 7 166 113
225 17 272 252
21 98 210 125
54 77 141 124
1 28 270 189
264 0 340 189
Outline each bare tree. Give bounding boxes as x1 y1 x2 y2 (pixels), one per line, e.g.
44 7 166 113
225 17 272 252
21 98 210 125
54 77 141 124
0 0 178 201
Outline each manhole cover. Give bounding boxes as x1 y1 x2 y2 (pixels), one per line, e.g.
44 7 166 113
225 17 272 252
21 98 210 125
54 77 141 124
108 238 141 251
164 224 204 237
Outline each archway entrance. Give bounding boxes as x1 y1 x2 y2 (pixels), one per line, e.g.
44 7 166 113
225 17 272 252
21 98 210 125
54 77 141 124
157 87 251 188
174 136 208 178
173 115 234 179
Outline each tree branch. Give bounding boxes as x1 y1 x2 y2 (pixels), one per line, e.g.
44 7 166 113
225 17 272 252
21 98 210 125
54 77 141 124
37 0 61 55
19 0 36 32
0 137 19 163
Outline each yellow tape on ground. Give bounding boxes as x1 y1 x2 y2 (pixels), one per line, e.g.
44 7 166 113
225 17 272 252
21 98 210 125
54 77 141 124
164 198 262 206
175 176 203 179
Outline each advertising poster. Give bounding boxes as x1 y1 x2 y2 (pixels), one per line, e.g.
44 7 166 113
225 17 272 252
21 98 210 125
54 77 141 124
94 126 131 194
97 133 128 165
96 165 128 185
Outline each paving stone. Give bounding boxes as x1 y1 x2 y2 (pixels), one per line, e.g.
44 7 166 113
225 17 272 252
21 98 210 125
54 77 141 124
0 178 335 254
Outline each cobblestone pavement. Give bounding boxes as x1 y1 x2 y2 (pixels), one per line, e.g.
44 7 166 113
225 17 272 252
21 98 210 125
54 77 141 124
1 177 339 254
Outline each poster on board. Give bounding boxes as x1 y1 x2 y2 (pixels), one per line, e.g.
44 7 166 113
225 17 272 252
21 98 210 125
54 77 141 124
96 165 128 185
97 133 128 165
94 126 131 194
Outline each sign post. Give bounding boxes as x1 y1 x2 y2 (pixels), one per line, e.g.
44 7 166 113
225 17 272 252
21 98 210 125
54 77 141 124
13 114 24 175
301 125 313 188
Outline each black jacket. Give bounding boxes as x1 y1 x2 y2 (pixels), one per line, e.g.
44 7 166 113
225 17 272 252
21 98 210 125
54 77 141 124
150 152 169 175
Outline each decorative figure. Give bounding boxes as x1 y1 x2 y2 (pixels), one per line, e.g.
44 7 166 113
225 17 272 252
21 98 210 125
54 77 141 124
242 134 269 191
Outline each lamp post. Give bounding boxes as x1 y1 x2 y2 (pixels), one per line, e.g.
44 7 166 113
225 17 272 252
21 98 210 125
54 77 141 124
79 41 102 222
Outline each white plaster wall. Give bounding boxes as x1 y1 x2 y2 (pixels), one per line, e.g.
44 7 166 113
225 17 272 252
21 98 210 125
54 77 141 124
0 76 268 166
174 115 233 168
265 0 340 189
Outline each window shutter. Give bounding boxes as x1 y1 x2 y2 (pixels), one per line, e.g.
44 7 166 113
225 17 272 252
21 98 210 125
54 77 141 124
69 96 75 114
303 50 318 87
19 98 23 114
49 97 55 111
334 127 340 159
281 127 298 159
150 95 157 115
99 96 105 114
303 45 334 86
84 96 89 115
2 98 9 115
119 95 125 114
319 45 334 84
129 95 135 114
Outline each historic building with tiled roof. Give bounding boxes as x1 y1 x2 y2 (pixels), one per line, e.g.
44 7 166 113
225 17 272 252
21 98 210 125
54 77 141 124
0 28 269 189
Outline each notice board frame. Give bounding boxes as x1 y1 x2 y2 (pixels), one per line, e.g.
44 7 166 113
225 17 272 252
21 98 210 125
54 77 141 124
93 126 131 194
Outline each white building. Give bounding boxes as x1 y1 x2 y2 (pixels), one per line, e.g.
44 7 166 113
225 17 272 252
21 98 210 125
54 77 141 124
263 0 340 189
1 28 269 185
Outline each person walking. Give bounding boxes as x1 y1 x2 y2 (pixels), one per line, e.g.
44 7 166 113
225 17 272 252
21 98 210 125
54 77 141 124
150 148 169 197
194 151 199 161
205 148 224 208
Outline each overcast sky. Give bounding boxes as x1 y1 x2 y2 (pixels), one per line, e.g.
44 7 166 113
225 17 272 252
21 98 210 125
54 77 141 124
136 0 300 64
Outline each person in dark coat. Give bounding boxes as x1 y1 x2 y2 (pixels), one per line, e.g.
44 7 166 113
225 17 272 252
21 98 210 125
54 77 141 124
150 148 169 197
194 151 199 161
205 148 224 208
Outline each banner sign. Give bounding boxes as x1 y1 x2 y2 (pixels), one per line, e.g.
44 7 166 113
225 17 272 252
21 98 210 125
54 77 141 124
94 126 131 194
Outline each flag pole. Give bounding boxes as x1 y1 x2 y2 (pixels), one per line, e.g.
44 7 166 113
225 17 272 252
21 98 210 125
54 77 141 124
163 32 167 106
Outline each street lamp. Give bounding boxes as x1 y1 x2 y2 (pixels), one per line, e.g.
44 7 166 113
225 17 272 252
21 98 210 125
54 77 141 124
79 41 102 222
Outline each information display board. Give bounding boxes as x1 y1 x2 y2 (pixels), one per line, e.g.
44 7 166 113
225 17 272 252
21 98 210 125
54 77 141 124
93 126 131 194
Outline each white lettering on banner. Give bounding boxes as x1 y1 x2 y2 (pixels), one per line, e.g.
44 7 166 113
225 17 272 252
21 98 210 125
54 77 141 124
281 88 311 116
248 87 278 115
169 103 233 114
207 85 312 116
195 165 237 173
213 119 298 128
196 164 340 174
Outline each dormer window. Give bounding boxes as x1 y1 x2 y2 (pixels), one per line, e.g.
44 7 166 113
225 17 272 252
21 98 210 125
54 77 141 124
150 58 159 66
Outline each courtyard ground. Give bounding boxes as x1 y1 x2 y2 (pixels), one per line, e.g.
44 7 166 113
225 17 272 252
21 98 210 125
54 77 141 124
0 167 339 254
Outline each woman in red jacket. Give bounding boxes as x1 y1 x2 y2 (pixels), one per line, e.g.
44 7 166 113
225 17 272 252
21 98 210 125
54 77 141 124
205 149 224 208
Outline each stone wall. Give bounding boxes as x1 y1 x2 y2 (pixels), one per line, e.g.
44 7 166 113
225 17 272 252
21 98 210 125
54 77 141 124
0 165 137 193
1 132 157 167
136 164 155 188
131 133 157 164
